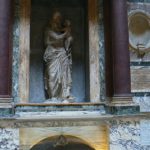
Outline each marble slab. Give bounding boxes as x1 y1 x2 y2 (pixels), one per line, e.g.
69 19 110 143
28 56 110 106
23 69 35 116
140 120 150 145
133 96 150 112
0 128 19 150
109 119 150 150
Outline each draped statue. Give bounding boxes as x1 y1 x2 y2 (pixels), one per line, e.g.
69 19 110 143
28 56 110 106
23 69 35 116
44 11 73 102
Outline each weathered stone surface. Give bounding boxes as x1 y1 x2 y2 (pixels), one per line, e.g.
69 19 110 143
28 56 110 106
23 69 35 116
128 2 150 62
98 0 106 101
20 126 108 150
133 96 150 112
0 128 19 150
140 120 150 145
12 0 20 102
109 119 150 150
131 66 150 92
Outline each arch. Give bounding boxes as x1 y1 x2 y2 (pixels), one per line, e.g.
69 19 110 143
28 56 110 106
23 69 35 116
128 11 150 52
30 135 95 150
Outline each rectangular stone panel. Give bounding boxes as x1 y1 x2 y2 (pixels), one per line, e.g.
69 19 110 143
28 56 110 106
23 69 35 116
131 66 150 92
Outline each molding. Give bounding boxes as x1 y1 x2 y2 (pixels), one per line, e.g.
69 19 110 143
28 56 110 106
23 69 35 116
0 98 13 103
109 96 135 106
15 102 106 107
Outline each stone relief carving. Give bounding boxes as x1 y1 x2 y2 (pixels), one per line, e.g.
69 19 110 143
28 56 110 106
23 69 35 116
44 11 73 102
128 11 150 58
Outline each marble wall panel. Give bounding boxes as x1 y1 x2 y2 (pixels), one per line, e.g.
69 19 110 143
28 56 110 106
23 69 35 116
0 128 19 150
12 0 20 102
133 96 150 112
140 120 150 145
131 66 150 92
98 0 106 101
109 119 150 150
128 0 150 3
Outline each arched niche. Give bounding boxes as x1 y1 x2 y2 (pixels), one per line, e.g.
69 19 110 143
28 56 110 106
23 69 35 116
30 135 95 150
128 11 150 58
18 0 100 104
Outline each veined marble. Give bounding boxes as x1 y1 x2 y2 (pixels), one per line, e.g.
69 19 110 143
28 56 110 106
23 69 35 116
98 0 106 101
109 119 150 150
133 96 150 112
12 0 20 102
0 128 19 150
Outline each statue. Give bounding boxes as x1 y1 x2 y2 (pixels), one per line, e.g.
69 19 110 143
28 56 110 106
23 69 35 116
44 11 73 102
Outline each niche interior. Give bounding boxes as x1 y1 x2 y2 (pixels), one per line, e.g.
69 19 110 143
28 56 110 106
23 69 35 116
19 0 100 103
30 0 88 102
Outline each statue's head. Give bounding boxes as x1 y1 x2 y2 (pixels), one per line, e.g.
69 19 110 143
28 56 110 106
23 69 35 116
64 20 71 27
52 11 62 25
50 11 63 32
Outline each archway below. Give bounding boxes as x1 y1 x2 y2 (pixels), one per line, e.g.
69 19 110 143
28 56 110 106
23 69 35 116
30 135 95 150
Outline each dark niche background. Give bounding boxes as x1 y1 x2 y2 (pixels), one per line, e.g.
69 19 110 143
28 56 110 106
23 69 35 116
29 0 89 102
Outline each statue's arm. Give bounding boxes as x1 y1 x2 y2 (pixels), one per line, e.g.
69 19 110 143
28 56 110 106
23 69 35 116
45 30 67 46
44 30 52 46
65 36 73 51
50 30 67 40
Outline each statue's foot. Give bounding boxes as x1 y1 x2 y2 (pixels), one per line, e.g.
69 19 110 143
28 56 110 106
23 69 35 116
44 97 62 103
65 96 75 103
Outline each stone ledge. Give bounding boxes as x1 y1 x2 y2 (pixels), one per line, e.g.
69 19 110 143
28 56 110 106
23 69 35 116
0 102 14 117
0 98 13 103
0 113 149 128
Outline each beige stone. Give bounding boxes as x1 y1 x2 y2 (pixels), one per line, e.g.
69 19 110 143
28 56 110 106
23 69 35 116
128 3 150 61
131 66 150 92
19 0 31 103
20 125 108 150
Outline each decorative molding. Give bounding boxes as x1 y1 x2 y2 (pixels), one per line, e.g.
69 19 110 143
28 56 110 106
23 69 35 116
111 97 134 106
0 98 13 103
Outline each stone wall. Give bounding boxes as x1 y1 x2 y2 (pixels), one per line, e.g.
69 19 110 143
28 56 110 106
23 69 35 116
108 1 150 149
0 128 19 150
0 0 150 150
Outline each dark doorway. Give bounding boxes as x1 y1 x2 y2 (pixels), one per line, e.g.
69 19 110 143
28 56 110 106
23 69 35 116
31 143 94 150
30 136 95 150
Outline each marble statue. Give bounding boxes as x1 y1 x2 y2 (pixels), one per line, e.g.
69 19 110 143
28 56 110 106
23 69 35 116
44 11 73 102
